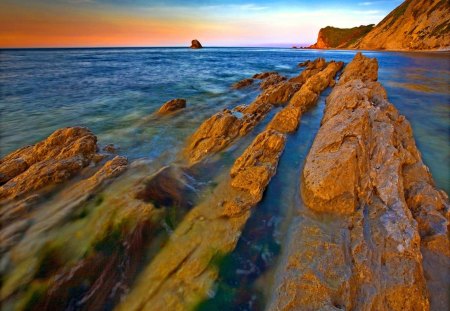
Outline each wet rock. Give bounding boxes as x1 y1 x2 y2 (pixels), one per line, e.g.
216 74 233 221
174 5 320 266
0 127 97 200
230 130 286 199
157 98 186 115
190 39 203 49
185 58 340 164
184 109 242 164
232 78 254 89
260 73 286 90
252 71 278 79
267 60 343 133
271 53 448 311
261 81 301 105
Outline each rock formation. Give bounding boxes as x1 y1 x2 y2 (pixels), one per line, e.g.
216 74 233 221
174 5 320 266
185 59 340 165
309 25 374 49
157 98 186 114
190 39 203 49
115 57 343 311
310 0 450 50
270 52 449 310
0 127 100 201
355 0 450 50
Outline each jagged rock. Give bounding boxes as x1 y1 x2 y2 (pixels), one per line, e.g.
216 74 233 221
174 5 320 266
232 78 254 89
157 98 186 114
0 127 97 200
190 39 203 49
271 52 449 311
260 73 286 90
185 59 340 164
252 71 278 79
230 130 286 198
298 60 310 67
262 81 301 105
267 60 344 133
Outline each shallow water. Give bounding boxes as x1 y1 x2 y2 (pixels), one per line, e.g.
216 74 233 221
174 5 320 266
0 48 449 310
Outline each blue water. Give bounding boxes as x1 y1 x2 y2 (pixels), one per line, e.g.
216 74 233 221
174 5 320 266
1 47 448 192
1 48 449 310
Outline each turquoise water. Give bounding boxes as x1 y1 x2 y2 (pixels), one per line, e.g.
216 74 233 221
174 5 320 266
0 48 449 310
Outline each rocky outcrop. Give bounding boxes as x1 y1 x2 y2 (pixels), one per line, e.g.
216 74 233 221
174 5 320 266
116 58 342 311
185 59 338 164
190 39 203 49
0 127 100 201
355 0 450 50
309 25 374 49
267 60 343 133
271 52 449 310
157 98 186 114
230 130 286 199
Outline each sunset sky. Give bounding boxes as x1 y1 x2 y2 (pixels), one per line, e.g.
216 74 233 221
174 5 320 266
0 0 403 48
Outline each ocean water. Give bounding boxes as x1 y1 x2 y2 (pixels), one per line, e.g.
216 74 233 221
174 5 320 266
0 48 449 310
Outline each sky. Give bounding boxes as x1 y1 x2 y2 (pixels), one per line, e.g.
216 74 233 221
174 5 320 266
0 0 403 48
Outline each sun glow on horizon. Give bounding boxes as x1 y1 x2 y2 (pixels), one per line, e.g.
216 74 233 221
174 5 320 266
0 0 402 48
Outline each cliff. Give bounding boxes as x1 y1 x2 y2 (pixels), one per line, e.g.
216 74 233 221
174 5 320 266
310 0 450 51
355 0 450 50
309 25 374 49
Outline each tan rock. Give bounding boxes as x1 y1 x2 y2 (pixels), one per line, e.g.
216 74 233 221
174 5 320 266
157 98 186 114
267 61 343 133
270 52 448 311
252 71 278 79
0 127 97 200
230 130 286 199
355 0 450 50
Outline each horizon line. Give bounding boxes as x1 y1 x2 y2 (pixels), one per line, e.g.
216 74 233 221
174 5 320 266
0 45 314 50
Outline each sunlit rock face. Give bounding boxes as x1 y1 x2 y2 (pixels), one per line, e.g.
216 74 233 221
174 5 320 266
157 98 186 115
355 0 450 50
0 127 99 200
270 52 449 311
309 25 374 49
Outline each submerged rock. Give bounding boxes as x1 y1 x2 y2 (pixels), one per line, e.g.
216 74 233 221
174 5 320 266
135 165 197 209
271 52 449 311
232 78 254 89
157 98 186 115
190 39 203 49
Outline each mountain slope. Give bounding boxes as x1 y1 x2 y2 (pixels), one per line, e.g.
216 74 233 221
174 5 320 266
354 0 450 50
309 25 374 49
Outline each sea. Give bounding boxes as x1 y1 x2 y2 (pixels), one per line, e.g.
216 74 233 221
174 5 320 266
0 47 449 310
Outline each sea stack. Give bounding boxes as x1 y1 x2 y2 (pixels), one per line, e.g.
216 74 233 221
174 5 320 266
190 39 203 49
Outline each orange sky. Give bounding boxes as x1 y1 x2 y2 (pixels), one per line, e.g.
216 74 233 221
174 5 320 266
0 2 217 47
0 1 397 48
